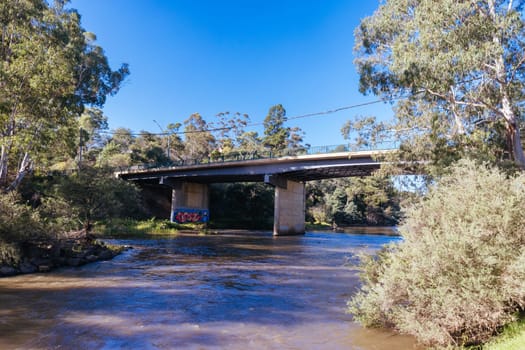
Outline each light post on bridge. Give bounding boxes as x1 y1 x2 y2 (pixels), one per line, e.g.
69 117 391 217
153 119 171 161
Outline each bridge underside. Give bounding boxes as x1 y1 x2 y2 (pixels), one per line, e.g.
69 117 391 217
117 152 386 235
121 163 381 184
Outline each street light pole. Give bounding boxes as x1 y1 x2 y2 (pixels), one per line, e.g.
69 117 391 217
153 119 170 161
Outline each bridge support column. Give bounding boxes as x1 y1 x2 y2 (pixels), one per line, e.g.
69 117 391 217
267 176 305 236
166 181 209 224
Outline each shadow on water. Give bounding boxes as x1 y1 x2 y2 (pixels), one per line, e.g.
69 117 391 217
0 230 419 349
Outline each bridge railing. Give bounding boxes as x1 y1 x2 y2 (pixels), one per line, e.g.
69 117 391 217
115 142 399 173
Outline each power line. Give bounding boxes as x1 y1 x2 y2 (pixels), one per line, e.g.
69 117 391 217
98 98 389 137
288 99 385 121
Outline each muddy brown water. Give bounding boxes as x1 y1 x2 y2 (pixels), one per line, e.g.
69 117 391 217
0 230 422 349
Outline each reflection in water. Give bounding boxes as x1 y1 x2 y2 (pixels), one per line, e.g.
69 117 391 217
0 230 421 349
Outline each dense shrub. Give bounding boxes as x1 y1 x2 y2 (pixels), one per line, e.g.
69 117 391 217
348 159 525 347
0 194 50 265
51 167 145 230
0 194 48 242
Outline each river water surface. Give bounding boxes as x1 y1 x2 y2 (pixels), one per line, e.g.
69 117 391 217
0 230 421 349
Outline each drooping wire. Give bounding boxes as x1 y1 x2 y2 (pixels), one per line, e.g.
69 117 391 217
97 98 390 137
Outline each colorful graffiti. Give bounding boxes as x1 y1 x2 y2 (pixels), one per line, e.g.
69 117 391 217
171 208 209 224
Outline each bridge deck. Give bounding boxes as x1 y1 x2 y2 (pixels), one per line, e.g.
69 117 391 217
116 150 393 183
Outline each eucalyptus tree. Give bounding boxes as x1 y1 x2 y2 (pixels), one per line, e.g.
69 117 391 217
165 122 184 161
213 111 250 154
351 0 525 170
0 0 128 191
131 131 168 164
263 104 305 155
96 128 134 168
183 113 216 161
78 107 109 165
110 127 134 151
237 131 264 155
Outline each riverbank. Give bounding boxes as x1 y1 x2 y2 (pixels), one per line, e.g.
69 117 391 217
481 317 525 350
93 218 206 237
306 222 399 235
0 234 127 277
95 219 400 238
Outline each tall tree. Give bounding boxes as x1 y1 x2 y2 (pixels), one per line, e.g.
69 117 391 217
183 113 215 161
78 107 109 166
0 0 128 191
263 104 305 154
237 131 264 155
110 127 134 151
263 104 289 153
131 131 168 164
165 122 184 161
353 0 525 170
213 111 250 154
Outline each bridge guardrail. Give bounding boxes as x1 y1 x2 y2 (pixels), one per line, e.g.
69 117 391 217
39 142 399 176
114 142 399 174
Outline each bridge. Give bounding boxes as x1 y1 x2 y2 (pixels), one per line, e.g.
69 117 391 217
116 146 395 235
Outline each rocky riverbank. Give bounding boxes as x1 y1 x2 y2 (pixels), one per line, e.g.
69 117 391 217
0 235 128 277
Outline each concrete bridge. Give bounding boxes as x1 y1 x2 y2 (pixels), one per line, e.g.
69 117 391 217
116 148 394 235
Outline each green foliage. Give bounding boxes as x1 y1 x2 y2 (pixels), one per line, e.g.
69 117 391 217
306 177 400 226
43 104 307 172
96 141 131 168
0 194 48 243
126 131 169 165
0 193 53 265
213 111 250 154
0 241 22 267
482 317 525 350
263 104 289 152
0 0 128 190
0 166 147 263
348 160 525 347
209 183 274 229
352 0 525 171
94 218 182 237
51 167 144 230
262 104 305 154
183 113 216 161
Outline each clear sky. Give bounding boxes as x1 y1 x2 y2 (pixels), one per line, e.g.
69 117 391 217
68 0 392 147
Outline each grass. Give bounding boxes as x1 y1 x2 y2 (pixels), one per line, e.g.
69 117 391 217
481 317 525 350
305 222 332 231
94 218 207 238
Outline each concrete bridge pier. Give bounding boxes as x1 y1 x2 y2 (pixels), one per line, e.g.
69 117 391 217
160 178 210 224
266 175 305 236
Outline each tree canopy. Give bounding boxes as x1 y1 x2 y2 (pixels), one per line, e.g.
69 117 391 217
263 104 305 153
350 0 525 171
0 0 129 191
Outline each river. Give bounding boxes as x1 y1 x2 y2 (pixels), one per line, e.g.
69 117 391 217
0 230 421 349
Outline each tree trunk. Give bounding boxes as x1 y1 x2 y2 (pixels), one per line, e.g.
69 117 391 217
508 122 525 168
487 0 525 169
496 61 525 170
6 152 32 192
0 145 8 188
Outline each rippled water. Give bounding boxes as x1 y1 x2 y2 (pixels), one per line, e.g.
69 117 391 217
0 230 421 349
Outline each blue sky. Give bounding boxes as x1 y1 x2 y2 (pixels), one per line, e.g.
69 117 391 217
69 0 392 147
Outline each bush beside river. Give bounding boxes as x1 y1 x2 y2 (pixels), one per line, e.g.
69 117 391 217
348 160 525 348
